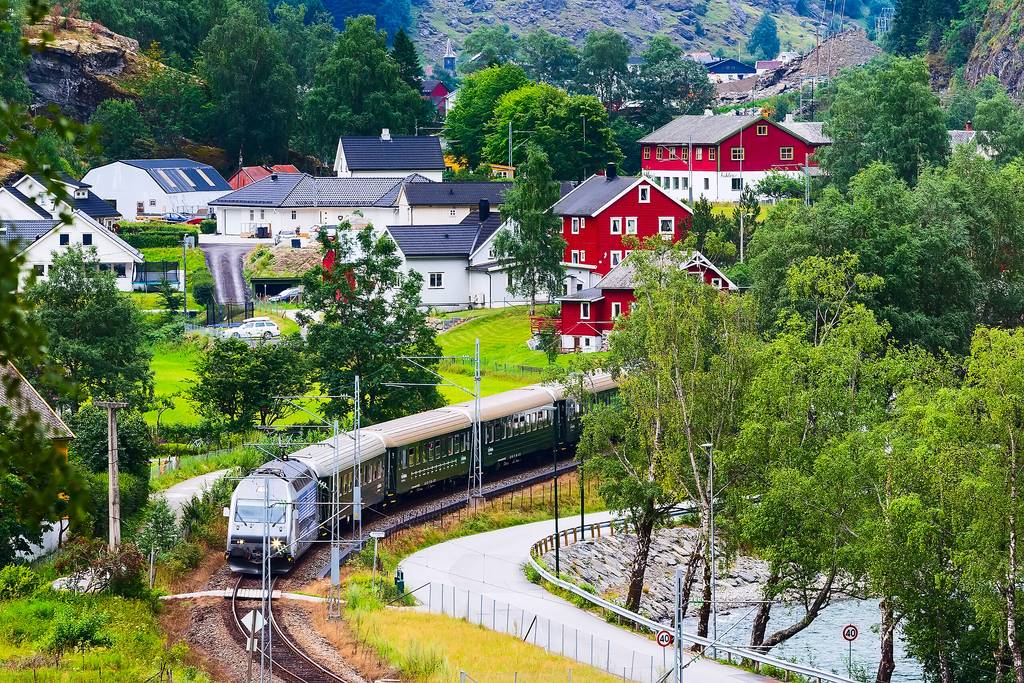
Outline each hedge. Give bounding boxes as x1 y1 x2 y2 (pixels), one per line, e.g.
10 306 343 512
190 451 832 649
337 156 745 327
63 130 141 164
118 222 200 238
199 219 217 235
119 223 200 249
125 234 193 248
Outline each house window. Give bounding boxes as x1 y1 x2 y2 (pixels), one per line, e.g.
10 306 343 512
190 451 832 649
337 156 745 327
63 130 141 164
113 263 126 278
149 199 156 206
571 217 580 234
580 249 586 262
610 250 622 267
659 217 675 234
704 178 710 190
583 337 592 348
695 147 703 161
82 233 92 246
611 301 622 318
260 209 265 220
59 234 69 246
682 177 689 189
709 148 717 161
672 177 680 190
625 217 638 235
576 283 583 291
756 124 768 136
33 264 45 276
668 146 677 159
681 147 689 162
731 178 744 191
249 210 255 221
580 302 590 319
711 277 723 288
643 146 651 160
731 147 745 162
450 208 457 216
291 211 297 220
610 217 622 234
656 147 664 160
780 147 794 161
638 186 650 203
428 272 444 288
571 250 580 264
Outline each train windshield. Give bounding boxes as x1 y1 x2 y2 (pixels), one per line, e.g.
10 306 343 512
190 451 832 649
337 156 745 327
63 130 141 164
234 504 286 524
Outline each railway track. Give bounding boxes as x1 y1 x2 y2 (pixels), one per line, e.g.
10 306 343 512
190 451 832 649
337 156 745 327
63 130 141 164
230 574 347 683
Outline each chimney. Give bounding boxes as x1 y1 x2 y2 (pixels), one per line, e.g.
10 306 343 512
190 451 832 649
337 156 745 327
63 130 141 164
965 120 973 132
703 109 714 117
606 162 617 180
479 198 490 222
784 113 795 123
380 128 392 141
270 173 278 181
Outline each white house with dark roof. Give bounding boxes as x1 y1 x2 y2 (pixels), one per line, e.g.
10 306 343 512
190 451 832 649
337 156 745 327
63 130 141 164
209 172 431 237
82 159 232 218
333 130 446 181
396 181 512 225
6 174 121 227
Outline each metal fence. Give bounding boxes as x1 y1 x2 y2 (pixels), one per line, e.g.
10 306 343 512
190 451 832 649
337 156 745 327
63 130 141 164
419 581 666 683
206 300 254 326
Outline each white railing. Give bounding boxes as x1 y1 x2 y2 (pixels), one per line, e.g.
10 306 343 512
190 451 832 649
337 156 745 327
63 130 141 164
529 519 854 683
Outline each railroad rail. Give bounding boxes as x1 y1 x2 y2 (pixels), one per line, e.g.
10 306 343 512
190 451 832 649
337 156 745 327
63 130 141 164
230 574 346 683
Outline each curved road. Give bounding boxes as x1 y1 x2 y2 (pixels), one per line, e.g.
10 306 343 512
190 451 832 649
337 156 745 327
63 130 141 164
399 511 771 683
201 242 254 304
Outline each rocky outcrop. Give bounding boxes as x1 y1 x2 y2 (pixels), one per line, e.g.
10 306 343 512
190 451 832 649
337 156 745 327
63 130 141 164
965 0 1024 97
23 17 144 120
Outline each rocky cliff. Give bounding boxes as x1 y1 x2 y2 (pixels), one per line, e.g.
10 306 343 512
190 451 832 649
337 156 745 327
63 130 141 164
965 0 1024 97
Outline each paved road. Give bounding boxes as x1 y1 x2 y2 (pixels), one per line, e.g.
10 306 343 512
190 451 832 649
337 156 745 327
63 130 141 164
201 243 254 304
153 468 232 520
399 511 771 683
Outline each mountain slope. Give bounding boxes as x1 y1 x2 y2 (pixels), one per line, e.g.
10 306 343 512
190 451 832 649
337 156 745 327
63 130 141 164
412 0 822 64
965 0 1024 97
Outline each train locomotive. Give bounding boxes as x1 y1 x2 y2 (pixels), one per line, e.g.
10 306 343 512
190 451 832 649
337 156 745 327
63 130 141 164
225 374 616 574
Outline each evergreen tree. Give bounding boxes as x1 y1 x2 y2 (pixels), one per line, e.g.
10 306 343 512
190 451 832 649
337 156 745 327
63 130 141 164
391 27 423 90
89 100 155 166
492 144 566 314
0 7 29 105
747 13 780 61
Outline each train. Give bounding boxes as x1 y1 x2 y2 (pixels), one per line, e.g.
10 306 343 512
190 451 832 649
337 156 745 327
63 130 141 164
225 373 617 574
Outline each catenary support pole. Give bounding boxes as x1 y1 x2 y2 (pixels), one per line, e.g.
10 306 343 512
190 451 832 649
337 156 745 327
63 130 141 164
96 401 128 550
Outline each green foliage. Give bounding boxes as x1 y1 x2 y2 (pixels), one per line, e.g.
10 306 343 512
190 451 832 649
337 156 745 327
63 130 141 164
746 13 780 60
120 223 199 248
273 2 336 86
444 64 530 169
199 218 217 234
134 498 179 557
200 1 297 161
0 565 42 600
754 171 805 200
325 0 411 40
0 5 30 105
189 335 310 427
24 246 153 410
88 99 155 166
69 405 154 478
133 56 211 144
578 28 630 105
517 29 579 91
301 224 443 422
819 56 948 187
627 37 715 131
458 23 517 73
40 607 112 664
391 27 422 90
299 15 423 160
493 144 565 313
483 83 621 180
974 89 1024 163
156 280 184 323
80 0 213 61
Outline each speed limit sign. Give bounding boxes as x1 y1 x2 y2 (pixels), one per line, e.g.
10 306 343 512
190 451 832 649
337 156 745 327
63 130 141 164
842 624 859 642
656 630 674 647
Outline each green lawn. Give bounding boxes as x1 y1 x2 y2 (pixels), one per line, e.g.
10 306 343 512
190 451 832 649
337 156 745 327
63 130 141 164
145 342 200 427
134 246 210 310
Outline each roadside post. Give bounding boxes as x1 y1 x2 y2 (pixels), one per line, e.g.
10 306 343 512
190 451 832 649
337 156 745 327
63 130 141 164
842 624 859 677
674 568 683 683
370 530 385 592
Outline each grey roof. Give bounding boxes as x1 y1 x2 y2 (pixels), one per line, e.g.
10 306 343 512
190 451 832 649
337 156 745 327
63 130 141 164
949 129 978 146
210 173 427 208
403 181 512 206
33 173 90 189
777 120 831 145
558 287 604 302
706 58 756 74
3 186 51 219
339 136 445 171
639 114 759 144
0 363 73 440
120 159 231 193
387 211 503 257
0 220 60 248
594 250 737 291
551 174 638 216
72 191 120 219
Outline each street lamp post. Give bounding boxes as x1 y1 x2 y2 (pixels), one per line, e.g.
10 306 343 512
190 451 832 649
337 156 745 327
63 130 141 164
701 442 717 658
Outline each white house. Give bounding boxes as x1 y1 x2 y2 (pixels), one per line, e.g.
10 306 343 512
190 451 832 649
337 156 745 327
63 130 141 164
333 130 446 181
1 214 144 291
395 181 512 225
4 173 121 227
209 172 431 237
82 159 232 218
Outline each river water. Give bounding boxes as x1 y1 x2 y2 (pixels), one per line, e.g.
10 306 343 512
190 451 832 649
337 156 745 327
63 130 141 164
681 598 924 682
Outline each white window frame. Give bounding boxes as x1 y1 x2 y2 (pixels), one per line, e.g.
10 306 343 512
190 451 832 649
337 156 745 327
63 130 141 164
780 146 794 161
708 148 717 161
625 217 638 235
611 301 622 318
610 250 622 267
570 250 580 264
756 124 768 136
659 217 675 235
695 147 703 160
668 146 678 159
428 272 444 289
450 208 457 216
638 186 650 203
571 217 580 234
580 249 586 262
656 147 663 161
643 146 651 160
291 210 297 220
731 178 744 191
580 302 590 320
731 147 745 161
672 177 680 190
704 178 710 190
711 277 723 288
610 217 622 235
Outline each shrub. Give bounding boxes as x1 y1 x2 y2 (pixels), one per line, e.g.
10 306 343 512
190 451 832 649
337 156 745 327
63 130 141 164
0 565 42 600
191 276 216 308
164 541 203 575
39 607 111 665
199 219 217 234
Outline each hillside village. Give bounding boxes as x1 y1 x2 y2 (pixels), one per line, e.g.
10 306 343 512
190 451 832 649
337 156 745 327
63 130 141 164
4 0 1024 682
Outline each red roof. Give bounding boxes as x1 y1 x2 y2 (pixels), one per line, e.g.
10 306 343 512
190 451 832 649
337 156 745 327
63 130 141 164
228 165 301 190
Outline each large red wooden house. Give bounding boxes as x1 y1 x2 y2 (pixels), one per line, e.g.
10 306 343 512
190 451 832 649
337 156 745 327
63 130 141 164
551 165 694 294
555 251 737 352
639 112 830 203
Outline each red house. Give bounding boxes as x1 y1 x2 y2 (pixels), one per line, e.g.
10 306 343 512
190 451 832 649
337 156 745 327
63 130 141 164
551 165 694 294
556 251 737 352
421 78 451 117
639 112 830 203
228 164 301 190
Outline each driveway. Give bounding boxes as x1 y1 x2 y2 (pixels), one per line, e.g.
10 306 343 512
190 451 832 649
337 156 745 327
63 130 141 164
201 243 254 304
152 468 232 520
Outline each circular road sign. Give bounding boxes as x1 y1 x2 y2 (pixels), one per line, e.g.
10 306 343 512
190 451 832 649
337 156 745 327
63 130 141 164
842 624 859 642
656 630 674 647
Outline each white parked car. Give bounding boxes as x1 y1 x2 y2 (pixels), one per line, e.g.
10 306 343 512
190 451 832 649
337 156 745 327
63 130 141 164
224 317 281 341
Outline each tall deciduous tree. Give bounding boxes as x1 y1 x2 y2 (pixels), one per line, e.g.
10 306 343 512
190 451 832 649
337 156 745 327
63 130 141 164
458 24 517 73
300 15 423 161
577 29 630 105
627 37 715 131
88 99 155 165
493 144 565 314
0 5 29 105
819 56 948 187
746 13 780 60
200 1 297 161
444 64 530 169
273 2 337 86
517 29 579 91
25 246 153 410
301 224 443 423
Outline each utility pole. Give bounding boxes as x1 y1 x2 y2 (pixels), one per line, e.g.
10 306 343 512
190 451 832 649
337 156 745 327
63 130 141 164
804 152 811 206
702 442 717 659
181 236 189 323
738 125 745 263
687 135 694 206
353 374 362 538
674 568 684 683
470 339 482 502
95 400 128 550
